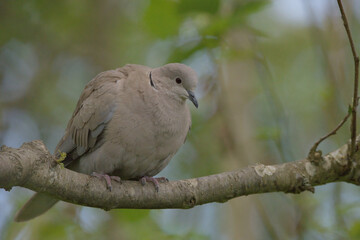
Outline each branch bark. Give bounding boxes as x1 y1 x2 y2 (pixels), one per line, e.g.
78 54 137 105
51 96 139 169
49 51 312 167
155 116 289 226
1 139 360 211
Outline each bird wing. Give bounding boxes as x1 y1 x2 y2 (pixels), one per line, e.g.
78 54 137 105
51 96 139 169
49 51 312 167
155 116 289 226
55 68 126 166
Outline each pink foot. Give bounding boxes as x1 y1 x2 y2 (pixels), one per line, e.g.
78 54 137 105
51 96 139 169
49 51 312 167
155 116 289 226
91 172 121 191
139 176 169 192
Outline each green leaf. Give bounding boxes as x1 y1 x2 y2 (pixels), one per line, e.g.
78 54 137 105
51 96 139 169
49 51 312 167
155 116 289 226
143 0 181 38
168 37 219 62
229 0 270 27
178 0 220 14
234 0 270 16
201 16 230 37
349 222 360 240
200 1 269 38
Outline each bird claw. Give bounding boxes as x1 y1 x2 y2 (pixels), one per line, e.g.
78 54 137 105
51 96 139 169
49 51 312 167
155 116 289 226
91 172 121 191
156 177 169 183
110 176 121 183
139 176 168 192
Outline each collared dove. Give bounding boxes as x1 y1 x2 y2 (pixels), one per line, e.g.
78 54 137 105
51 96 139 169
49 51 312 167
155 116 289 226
15 63 198 222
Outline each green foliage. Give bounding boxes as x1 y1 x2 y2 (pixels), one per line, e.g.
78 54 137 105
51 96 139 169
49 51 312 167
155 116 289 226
178 0 220 14
256 126 281 141
349 222 360 240
143 0 181 38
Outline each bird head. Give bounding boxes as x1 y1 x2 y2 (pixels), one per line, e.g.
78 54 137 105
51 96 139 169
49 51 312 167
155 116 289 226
150 63 198 108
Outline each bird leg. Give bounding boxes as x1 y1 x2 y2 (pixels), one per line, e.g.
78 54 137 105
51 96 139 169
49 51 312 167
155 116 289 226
91 172 121 191
139 176 169 192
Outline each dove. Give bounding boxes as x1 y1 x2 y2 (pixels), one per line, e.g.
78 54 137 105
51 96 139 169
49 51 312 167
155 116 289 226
14 63 198 222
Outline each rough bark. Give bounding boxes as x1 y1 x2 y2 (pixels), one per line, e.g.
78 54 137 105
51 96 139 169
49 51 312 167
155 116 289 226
1 139 359 211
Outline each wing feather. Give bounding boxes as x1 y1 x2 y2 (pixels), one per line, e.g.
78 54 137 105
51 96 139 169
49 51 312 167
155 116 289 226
54 69 125 166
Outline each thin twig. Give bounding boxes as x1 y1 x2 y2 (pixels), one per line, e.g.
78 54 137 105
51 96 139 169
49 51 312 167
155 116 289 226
308 110 351 161
337 0 360 157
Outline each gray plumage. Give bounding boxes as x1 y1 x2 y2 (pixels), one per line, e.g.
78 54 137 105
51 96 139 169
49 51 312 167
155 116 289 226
15 63 198 222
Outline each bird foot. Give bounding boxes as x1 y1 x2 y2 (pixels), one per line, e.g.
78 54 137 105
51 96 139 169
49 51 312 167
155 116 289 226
139 176 169 192
91 172 121 191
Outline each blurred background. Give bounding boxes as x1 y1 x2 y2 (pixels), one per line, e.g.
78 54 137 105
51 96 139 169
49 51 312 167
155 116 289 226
1 0 360 239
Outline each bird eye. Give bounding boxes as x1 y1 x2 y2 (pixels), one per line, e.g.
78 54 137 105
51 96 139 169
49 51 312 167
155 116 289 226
176 78 182 84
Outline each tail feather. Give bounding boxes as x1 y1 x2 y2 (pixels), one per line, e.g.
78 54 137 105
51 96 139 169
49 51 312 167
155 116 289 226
14 193 59 222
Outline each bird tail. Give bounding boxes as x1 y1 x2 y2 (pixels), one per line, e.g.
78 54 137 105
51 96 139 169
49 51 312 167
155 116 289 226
14 193 59 222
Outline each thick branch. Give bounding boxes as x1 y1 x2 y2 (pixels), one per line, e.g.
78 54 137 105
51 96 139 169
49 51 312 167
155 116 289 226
0 140 358 211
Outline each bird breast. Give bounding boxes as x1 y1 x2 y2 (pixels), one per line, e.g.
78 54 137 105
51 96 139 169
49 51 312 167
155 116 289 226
90 89 190 179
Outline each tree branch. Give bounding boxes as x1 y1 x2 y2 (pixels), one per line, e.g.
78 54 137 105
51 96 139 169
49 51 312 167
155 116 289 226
308 109 351 163
337 0 360 157
1 140 359 211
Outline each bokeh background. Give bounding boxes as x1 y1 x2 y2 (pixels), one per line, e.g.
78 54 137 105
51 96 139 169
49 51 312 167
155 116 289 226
1 0 360 239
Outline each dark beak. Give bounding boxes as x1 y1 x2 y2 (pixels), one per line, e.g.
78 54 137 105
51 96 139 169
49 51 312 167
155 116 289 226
187 90 198 108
